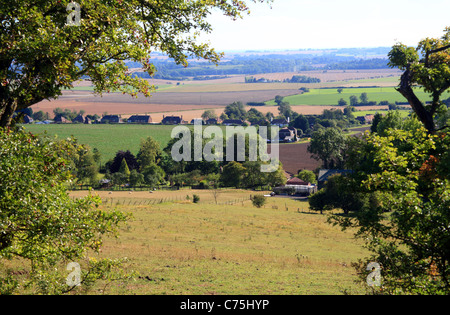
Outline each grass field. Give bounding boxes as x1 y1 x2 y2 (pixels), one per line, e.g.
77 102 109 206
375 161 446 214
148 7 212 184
23 124 176 163
68 190 370 295
266 87 435 106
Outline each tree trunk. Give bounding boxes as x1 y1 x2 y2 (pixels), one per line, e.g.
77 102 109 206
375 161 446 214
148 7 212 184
0 100 18 128
397 69 436 134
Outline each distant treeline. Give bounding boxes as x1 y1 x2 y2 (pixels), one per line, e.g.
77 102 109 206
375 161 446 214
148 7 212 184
130 53 389 80
245 75 321 84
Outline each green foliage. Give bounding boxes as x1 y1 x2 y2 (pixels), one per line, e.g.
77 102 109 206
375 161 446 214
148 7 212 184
192 194 200 204
0 128 129 294
388 28 450 133
297 170 317 185
307 127 346 169
220 161 246 188
136 136 162 171
329 127 450 294
0 0 272 126
251 195 267 208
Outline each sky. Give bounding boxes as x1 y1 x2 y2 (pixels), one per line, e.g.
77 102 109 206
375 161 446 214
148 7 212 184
200 0 450 52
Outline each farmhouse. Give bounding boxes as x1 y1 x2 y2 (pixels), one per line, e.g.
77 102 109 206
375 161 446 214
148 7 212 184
271 118 289 128
101 115 121 124
127 115 152 124
54 115 70 124
273 176 316 196
279 127 297 143
162 115 183 125
356 114 375 124
206 118 218 125
73 114 92 124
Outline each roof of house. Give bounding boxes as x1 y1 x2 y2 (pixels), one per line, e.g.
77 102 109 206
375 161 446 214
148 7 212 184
271 119 289 125
222 119 245 125
286 177 310 186
162 116 182 124
128 115 152 123
318 169 353 182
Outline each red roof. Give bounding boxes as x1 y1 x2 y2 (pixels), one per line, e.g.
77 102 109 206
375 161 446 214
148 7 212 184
286 177 309 185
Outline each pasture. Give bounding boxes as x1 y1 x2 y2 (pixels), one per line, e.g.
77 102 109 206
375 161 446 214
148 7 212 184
266 87 435 106
23 124 176 164
69 189 370 295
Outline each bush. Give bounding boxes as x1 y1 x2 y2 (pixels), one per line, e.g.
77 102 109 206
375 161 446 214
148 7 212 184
0 128 129 294
193 194 200 203
251 195 267 208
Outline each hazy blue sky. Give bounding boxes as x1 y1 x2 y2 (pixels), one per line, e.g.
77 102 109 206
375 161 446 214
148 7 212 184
200 0 450 51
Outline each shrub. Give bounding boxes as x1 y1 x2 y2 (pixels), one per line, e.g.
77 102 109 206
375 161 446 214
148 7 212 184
193 194 200 203
251 195 267 208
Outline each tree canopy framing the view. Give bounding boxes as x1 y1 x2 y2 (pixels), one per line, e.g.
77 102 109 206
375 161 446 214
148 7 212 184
0 0 272 127
388 27 450 133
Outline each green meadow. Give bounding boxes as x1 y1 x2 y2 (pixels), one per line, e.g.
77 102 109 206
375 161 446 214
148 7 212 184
267 87 436 106
23 124 176 163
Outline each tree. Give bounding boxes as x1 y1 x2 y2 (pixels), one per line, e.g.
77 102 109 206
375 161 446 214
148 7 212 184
109 150 139 173
329 127 450 294
136 136 162 170
224 102 247 120
291 114 309 133
201 110 218 121
349 95 359 106
220 161 245 188
0 128 129 294
0 0 271 127
338 98 348 106
118 158 131 177
72 145 98 185
359 92 369 105
388 27 450 133
307 127 346 169
141 163 166 187
297 170 317 185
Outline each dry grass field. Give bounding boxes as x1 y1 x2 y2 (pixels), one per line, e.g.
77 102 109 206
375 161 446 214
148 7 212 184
66 189 370 295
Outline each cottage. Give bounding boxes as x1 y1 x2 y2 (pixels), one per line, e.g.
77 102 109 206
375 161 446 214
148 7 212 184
273 176 316 196
279 127 297 142
271 118 289 128
23 115 34 124
162 115 182 125
54 115 70 124
101 115 121 124
73 114 91 124
206 118 218 125
127 115 152 124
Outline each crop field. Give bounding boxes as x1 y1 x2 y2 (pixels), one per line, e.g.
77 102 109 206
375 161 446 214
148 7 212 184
66 189 370 295
266 87 435 106
31 70 411 120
